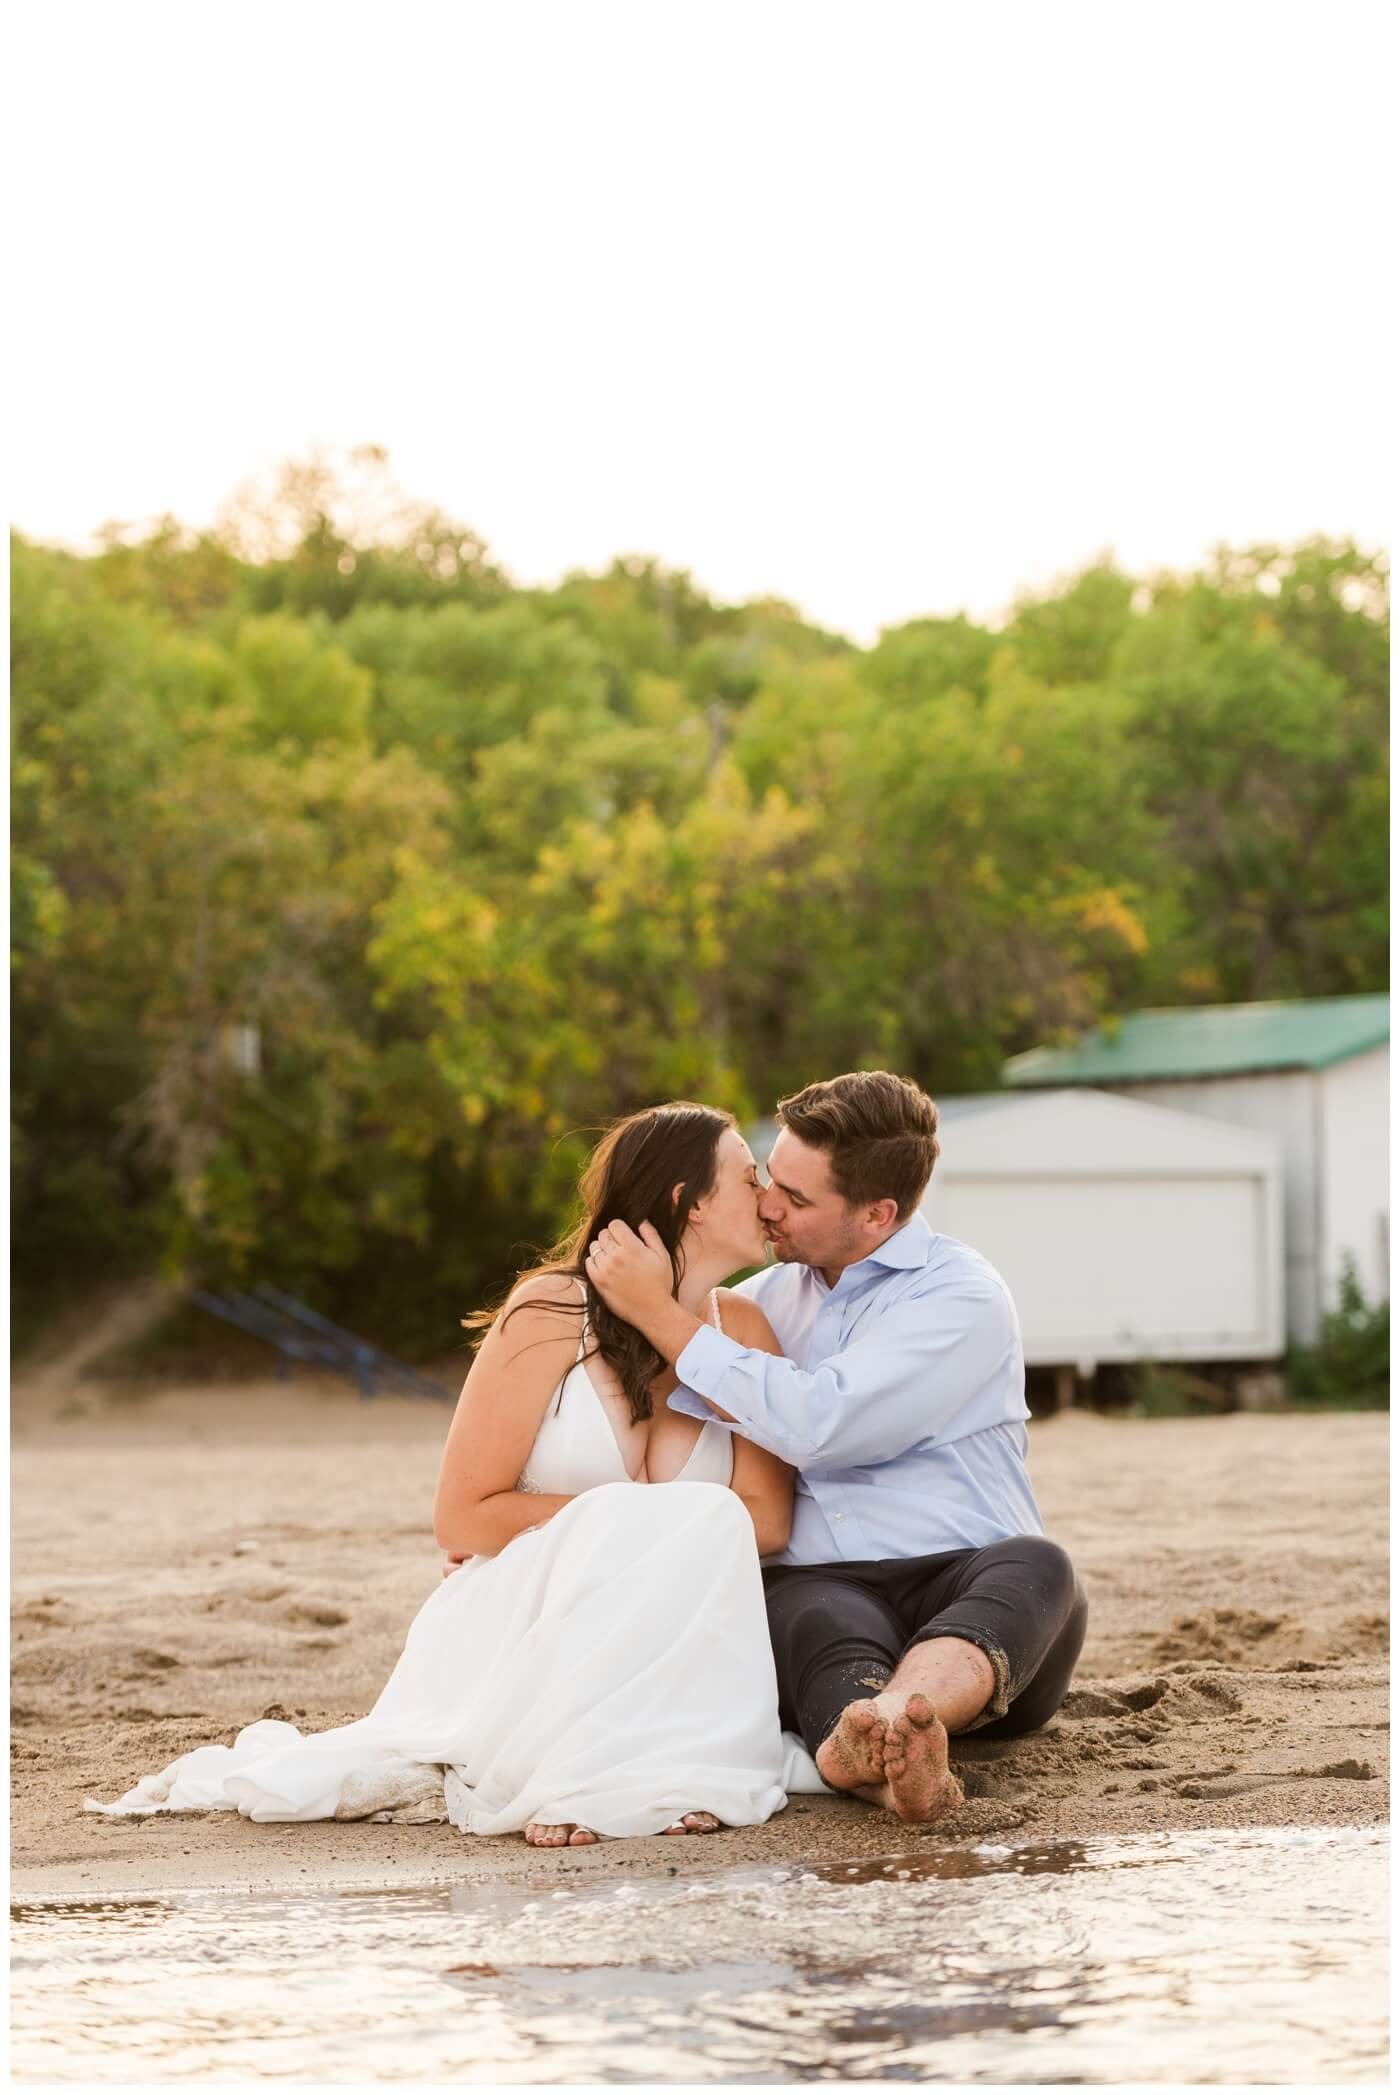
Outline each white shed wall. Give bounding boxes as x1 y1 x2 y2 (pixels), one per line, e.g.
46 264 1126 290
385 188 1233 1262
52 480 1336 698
929 1174 1273 1365
1108 1072 1321 1343
1319 1046 1390 1310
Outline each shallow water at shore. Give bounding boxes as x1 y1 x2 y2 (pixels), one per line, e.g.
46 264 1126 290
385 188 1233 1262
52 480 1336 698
11 1825 1388 2084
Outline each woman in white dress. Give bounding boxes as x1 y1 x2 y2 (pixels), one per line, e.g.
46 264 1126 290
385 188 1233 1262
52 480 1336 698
88 1104 822 1845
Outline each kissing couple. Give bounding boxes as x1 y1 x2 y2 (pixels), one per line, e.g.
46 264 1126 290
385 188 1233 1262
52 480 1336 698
90 1071 1087 1845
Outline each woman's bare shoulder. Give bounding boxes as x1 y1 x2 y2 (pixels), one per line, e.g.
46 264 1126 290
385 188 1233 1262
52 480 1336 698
714 1289 782 1349
507 1271 585 1310
482 1272 585 1352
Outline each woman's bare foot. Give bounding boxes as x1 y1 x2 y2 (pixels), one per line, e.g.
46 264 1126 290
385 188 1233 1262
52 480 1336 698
524 1821 599 1848
815 1698 886 1792
662 1811 722 1834
878 1693 964 1824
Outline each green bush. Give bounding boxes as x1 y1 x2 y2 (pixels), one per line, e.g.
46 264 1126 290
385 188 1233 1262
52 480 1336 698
1286 1258 1390 1409
1120 1361 1234 1418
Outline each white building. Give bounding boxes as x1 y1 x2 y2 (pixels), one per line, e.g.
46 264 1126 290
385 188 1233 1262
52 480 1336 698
925 1089 1283 1370
1005 994 1389 1345
748 1085 1285 1373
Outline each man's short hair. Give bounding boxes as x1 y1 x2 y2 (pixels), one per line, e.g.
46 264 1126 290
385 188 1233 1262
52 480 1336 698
775 1071 940 1221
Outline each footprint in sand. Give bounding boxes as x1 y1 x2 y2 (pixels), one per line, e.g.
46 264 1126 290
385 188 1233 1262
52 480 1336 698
1151 1608 1289 1666
1338 1613 1389 1656
952 1766 1020 1801
1120 1679 1171 1711
282 1602 350 1628
1172 1757 1375 1799
1060 1678 1170 1721
12 1597 75 1630
1060 1687 1132 1720
128 1649 182 1674
1168 1672 1244 1714
941 1799 1030 1837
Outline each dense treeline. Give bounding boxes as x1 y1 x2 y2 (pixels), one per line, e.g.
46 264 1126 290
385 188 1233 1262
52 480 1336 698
11 452 1389 1352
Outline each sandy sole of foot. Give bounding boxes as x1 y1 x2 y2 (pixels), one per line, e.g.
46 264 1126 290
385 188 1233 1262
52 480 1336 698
10 1362 1388 1903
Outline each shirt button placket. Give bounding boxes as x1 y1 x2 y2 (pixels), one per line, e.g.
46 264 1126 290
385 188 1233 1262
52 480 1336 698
814 1296 841 1553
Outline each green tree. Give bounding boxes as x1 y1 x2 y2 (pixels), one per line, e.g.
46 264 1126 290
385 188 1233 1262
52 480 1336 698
369 765 816 1220
219 444 506 620
340 599 614 808
863 614 999 706
88 515 245 624
1005 561 1137 685
11 497 1387 1356
232 616 374 750
728 652 1159 1092
1112 577 1387 1000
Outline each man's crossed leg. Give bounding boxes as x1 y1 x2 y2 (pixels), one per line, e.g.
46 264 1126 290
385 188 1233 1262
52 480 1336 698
765 1534 1087 1823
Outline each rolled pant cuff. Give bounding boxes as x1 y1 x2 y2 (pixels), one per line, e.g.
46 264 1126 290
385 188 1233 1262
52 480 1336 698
906 1625 1011 1731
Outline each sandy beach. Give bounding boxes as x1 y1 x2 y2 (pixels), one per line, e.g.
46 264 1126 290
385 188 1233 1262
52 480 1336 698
11 1312 1388 1905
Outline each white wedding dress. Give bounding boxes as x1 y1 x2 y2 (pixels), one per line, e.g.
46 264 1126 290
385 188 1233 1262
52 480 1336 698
87 1293 824 1837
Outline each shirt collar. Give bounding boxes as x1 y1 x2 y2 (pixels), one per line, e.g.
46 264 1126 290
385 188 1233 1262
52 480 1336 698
865 1212 933 1268
798 1212 934 1295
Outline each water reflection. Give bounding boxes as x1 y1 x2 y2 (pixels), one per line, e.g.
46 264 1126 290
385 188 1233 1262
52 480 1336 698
11 1826 1388 2084
809 1838 1091 1884
10 1896 173 1925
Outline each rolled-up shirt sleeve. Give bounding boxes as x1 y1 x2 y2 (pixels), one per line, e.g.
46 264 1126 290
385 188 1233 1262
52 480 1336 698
670 1279 1014 1467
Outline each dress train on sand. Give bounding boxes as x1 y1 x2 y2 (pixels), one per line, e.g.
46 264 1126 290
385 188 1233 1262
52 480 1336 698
87 1301 824 1835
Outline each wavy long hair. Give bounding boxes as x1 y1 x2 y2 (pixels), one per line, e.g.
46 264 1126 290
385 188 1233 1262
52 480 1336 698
463 1102 736 1423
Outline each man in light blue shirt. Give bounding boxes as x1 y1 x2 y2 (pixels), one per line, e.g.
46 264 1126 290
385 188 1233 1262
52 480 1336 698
585 1070 1087 1828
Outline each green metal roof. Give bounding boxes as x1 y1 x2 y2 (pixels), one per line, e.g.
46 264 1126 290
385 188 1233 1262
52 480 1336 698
1004 994 1390 1087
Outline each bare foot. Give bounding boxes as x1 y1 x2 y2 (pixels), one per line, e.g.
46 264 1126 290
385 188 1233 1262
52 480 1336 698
878 1693 964 1824
662 1811 722 1835
525 1822 599 1848
815 1698 887 1793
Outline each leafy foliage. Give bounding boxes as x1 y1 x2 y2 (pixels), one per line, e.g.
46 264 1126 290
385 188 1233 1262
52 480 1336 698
9 459 1390 1354
1286 1258 1390 1410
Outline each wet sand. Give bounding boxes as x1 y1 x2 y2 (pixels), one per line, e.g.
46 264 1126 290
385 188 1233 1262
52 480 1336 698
11 1322 1388 1903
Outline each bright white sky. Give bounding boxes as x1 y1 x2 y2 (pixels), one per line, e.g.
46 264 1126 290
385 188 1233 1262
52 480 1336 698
8 1 1392 641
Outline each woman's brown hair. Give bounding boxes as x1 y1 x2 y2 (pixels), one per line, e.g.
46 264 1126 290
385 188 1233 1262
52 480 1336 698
463 1102 736 1424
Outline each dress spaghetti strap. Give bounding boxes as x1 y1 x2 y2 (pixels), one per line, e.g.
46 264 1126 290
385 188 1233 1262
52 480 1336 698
548 1276 590 1415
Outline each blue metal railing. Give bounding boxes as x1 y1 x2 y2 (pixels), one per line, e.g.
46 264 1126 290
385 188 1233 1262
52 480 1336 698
191 1285 456 1402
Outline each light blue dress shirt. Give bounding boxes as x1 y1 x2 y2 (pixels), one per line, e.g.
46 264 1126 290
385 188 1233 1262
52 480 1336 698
669 1214 1045 1566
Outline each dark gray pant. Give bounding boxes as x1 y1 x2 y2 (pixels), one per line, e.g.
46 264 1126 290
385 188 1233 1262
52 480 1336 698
763 1534 1087 1754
